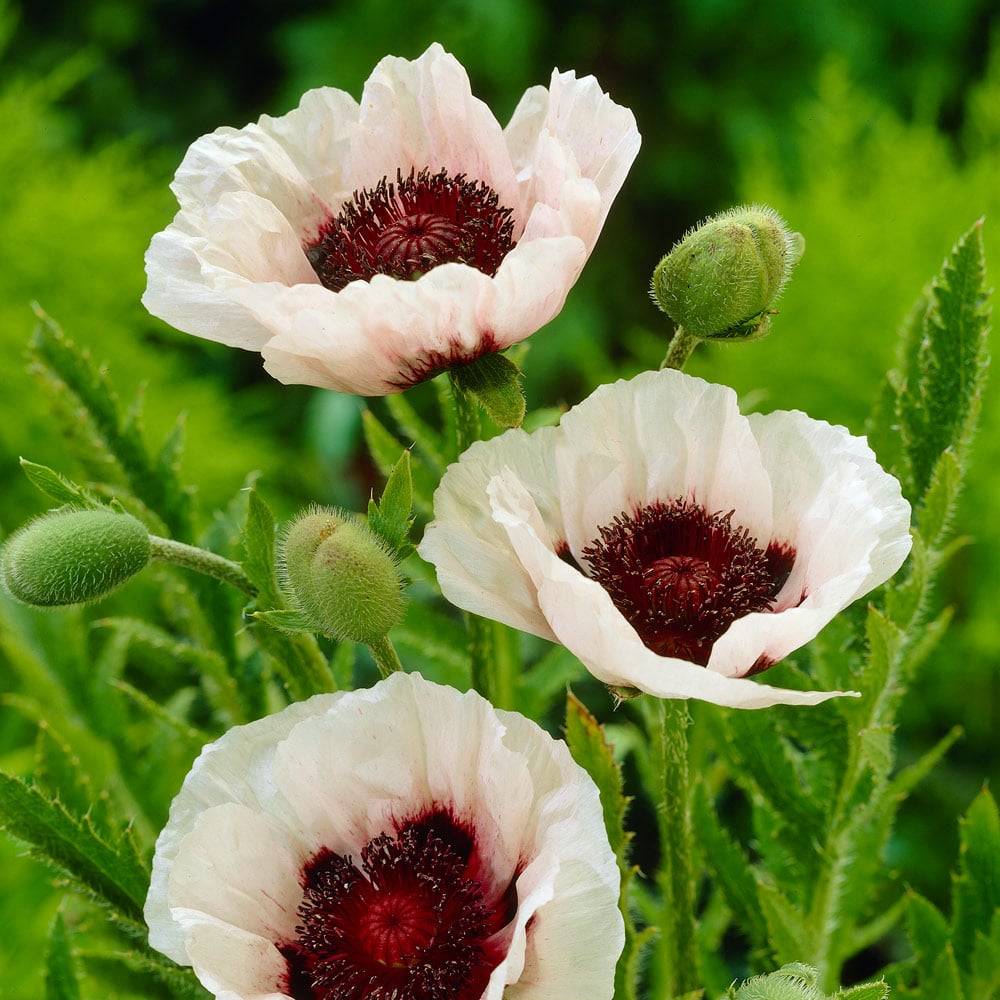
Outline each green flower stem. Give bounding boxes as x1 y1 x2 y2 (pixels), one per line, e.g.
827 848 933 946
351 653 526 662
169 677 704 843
368 633 404 680
466 614 518 710
448 370 518 704
149 536 257 596
661 325 699 371
647 696 699 996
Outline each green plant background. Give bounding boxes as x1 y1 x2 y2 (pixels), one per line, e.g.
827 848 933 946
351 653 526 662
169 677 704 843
0 0 997 996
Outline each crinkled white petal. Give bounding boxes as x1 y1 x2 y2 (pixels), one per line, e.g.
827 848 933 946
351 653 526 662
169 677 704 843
146 672 622 1000
348 44 521 216
146 694 337 962
420 369 912 706
143 44 640 395
419 427 564 641
556 370 775 557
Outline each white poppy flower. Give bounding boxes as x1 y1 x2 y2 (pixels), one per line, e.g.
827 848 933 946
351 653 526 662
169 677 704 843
142 44 640 396
145 672 623 1000
419 369 912 709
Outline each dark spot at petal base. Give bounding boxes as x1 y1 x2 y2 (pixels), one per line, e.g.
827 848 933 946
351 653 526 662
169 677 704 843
279 808 513 1000
582 498 795 667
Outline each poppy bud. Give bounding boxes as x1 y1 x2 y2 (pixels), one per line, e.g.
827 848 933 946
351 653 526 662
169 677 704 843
279 507 404 644
651 205 804 341
1 509 151 606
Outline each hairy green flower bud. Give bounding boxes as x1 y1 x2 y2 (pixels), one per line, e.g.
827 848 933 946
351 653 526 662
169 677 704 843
279 507 404 644
1 509 151 607
729 964 825 1000
651 204 805 341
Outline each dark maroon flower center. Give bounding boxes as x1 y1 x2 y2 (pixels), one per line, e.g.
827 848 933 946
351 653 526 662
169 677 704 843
306 167 516 292
281 811 514 1000
581 498 795 665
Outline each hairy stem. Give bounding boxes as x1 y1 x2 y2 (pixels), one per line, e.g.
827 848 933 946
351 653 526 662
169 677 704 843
660 325 699 371
149 536 256 596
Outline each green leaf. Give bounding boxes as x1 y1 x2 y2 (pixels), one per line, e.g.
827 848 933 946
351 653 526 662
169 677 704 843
28 311 193 539
896 220 989 503
907 892 950 985
969 910 1000 998
241 489 283 607
952 789 1000 970
81 948 209 1000
917 449 962 549
924 947 965 1000
362 409 435 517
711 707 825 843
18 459 104 509
252 609 320 634
0 771 148 925
45 911 80 1000
756 879 811 964
837 980 891 1000
691 779 765 951
564 692 630 860
367 450 414 556
384 393 448 475
858 724 895 788
450 352 526 428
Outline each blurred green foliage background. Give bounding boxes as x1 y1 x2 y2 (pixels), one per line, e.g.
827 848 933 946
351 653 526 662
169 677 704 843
0 0 997 995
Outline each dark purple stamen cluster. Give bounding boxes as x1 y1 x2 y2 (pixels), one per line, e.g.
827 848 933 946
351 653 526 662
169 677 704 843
282 811 511 1000
582 498 794 665
306 168 515 291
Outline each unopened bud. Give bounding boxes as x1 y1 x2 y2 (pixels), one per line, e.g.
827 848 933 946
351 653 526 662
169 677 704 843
651 205 804 342
279 507 404 644
1 509 151 606
729 964 826 1000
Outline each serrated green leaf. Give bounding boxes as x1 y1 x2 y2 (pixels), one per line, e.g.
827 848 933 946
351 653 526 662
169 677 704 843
917 449 962 549
367 450 414 555
248 614 335 700
34 723 106 834
28 312 193 540
859 605 904 707
0 772 147 923
81 948 209 1000
241 489 283 607
858 724 895 787
968 910 1000 997
713 708 825 841
691 779 765 951
755 879 811 964
362 409 435 517
18 459 105 509
952 789 1000 970
451 352 526 428
907 892 950 985
897 220 989 503
45 911 80 1000
564 692 630 859
925 946 965 1000
98 617 245 727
